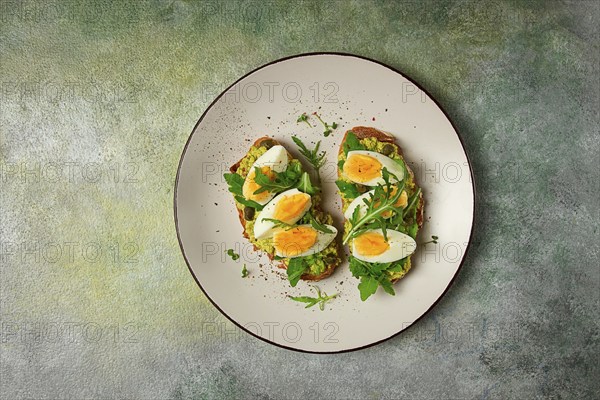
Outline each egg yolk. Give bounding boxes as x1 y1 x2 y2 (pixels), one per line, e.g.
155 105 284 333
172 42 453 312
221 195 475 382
242 166 275 202
273 193 310 224
376 187 408 218
343 154 382 183
273 226 318 257
354 232 390 256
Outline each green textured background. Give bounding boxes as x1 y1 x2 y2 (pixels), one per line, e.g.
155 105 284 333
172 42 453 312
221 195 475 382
1 0 598 398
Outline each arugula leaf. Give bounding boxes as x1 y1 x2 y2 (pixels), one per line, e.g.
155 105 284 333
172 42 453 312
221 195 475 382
407 222 419 239
289 296 319 307
378 276 395 296
358 276 379 301
370 262 392 274
388 259 406 272
347 204 362 238
379 216 389 242
403 187 422 218
349 256 368 277
234 195 264 211
289 296 315 303
388 203 405 228
351 201 362 222
349 256 401 300
286 257 309 287
343 168 406 244
395 157 408 179
296 172 319 195
260 218 295 230
223 172 244 196
292 136 326 171
289 286 337 310
292 137 327 189
343 131 366 156
224 173 264 210
335 179 360 199
241 264 249 277
306 212 333 234
253 163 302 195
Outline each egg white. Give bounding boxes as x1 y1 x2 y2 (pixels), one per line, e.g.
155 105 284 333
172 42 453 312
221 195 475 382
274 224 338 258
351 229 416 263
253 189 311 239
243 145 288 205
343 150 404 186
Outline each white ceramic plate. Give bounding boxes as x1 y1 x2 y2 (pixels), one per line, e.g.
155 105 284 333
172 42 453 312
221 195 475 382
175 53 475 353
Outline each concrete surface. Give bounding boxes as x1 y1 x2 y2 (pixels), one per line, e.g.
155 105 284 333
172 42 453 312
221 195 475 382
1 0 598 399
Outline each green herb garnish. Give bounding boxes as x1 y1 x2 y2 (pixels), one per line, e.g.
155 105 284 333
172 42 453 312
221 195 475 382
313 112 338 137
342 131 366 156
306 211 333 234
292 136 326 173
349 256 406 301
286 257 310 287
260 218 295 230
403 187 422 218
297 113 312 128
296 171 319 195
289 286 337 310
241 264 249 277
421 235 439 245
253 163 302 195
223 172 245 195
343 168 404 244
263 212 331 234
335 179 360 199
292 136 326 189
235 196 265 210
225 249 240 261
223 172 264 210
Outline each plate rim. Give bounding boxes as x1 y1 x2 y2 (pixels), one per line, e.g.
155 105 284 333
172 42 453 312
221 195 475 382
173 51 477 354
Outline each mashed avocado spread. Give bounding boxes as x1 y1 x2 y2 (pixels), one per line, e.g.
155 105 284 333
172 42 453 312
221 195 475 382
233 145 341 277
338 136 420 282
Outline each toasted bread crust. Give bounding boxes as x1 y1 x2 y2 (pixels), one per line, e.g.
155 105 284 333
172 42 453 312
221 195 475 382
230 137 339 281
339 126 424 283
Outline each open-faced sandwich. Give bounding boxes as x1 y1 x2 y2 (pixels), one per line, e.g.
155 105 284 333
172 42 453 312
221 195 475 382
224 137 341 286
336 127 424 300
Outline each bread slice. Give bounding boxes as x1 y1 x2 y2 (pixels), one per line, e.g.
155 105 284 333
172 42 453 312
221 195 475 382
337 126 424 284
229 136 341 281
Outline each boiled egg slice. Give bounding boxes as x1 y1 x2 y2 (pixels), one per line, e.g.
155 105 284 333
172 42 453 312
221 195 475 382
273 224 337 258
344 186 408 220
343 150 404 186
253 189 312 239
351 229 416 263
242 145 288 205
